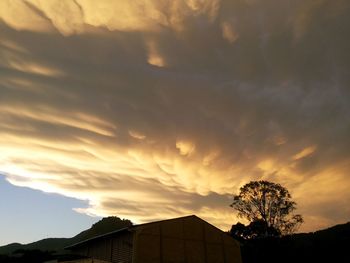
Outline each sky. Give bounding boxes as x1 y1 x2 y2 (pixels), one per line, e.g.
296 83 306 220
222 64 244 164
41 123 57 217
0 0 349 245
0 176 99 245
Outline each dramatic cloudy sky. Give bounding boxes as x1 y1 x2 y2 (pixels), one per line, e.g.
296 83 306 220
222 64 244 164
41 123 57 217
0 0 349 244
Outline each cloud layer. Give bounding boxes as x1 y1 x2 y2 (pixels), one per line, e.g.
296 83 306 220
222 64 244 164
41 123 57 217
0 0 349 231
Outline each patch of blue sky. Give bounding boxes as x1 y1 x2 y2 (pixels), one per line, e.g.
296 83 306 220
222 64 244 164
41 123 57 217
0 175 100 246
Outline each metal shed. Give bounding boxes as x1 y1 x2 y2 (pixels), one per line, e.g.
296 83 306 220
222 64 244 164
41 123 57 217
66 215 242 263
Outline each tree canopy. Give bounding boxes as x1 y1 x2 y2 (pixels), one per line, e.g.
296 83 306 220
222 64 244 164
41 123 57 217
230 180 303 239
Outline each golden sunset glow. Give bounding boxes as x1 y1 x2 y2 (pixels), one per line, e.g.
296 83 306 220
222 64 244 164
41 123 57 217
0 0 349 233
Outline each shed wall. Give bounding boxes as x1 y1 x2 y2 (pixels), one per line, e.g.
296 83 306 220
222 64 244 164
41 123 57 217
133 216 241 263
71 232 133 263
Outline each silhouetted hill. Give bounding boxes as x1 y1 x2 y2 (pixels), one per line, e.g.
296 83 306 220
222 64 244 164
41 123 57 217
0 216 132 256
313 221 350 240
69 216 132 245
0 243 23 255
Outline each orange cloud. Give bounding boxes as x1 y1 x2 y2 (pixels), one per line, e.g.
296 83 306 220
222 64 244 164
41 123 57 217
293 145 317 160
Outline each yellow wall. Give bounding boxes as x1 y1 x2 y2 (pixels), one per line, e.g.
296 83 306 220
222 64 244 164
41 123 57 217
133 216 241 263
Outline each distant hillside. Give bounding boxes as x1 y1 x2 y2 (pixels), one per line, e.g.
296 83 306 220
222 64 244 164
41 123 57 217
312 221 350 240
0 243 24 255
0 216 132 256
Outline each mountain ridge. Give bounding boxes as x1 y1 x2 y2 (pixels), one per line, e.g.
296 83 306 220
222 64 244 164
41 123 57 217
0 216 132 255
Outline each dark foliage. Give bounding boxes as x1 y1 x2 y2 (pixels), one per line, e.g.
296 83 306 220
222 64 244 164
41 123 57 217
236 222 350 263
230 220 280 241
0 249 54 263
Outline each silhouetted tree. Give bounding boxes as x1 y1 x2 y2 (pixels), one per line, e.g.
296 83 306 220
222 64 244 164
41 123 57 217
230 180 303 238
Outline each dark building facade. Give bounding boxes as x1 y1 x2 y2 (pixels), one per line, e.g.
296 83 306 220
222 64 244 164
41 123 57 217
66 215 242 263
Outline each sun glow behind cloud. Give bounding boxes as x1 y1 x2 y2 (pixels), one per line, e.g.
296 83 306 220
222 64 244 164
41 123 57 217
0 0 350 232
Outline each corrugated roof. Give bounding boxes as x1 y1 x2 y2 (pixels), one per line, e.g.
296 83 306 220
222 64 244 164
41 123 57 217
65 227 130 249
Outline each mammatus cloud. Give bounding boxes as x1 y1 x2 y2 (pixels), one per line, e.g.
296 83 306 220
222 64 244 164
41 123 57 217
0 0 349 232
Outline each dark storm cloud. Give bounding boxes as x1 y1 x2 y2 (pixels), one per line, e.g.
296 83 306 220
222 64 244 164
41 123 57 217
0 0 349 231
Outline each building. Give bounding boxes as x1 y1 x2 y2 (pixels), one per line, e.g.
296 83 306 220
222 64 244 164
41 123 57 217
65 215 242 263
